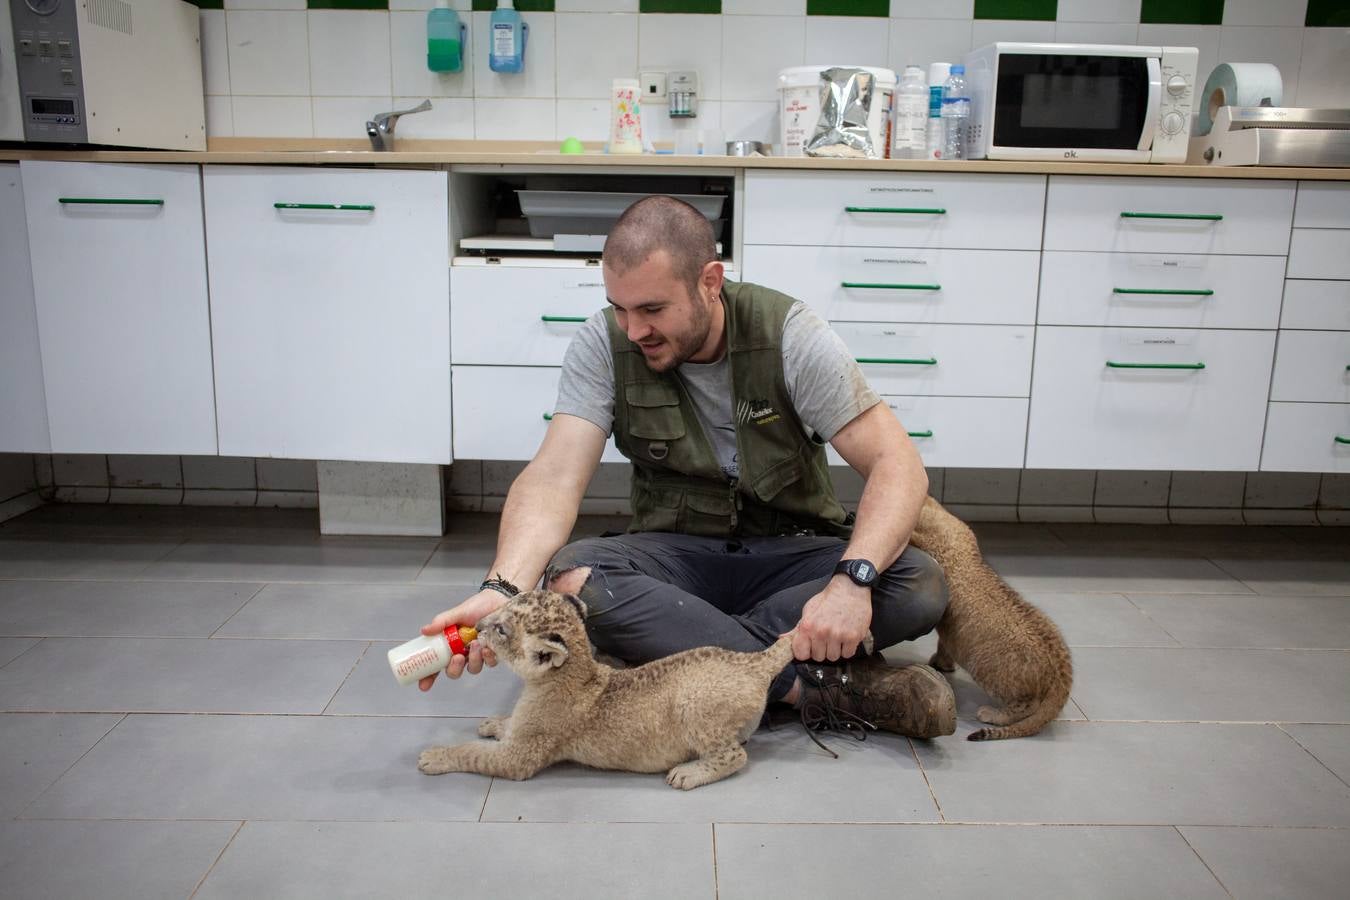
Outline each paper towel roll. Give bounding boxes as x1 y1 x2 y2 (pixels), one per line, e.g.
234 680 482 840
1195 63 1284 136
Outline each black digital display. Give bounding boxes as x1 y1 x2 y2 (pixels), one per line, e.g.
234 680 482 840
31 98 76 116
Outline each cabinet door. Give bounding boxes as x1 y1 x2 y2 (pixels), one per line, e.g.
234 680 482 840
1261 403 1350 472
825 396 1028 469
1288 229 1350 280
1026 326 1275 470
831 323 1034 397
21 160 216 454
451 267 607 366
204 167 450 464
1270 331 1350 403
0 164 49 452
451 366 623 463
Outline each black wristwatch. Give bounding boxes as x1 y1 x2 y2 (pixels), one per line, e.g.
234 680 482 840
833 558 879 588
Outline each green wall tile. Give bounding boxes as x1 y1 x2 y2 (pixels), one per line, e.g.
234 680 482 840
1140 0 1224 25
639 0 722 12
309 0 389 8
184 0 224 8
807 0 889 16
1306 0 1350 26
973 0 1057 20
472 1 556 11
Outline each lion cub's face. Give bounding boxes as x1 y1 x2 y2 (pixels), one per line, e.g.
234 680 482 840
476 589 590 682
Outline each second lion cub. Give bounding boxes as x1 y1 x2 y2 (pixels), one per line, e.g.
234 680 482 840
417 589 794 790
908 497 1073 741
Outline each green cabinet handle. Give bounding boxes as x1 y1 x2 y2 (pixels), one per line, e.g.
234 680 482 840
845 206 946 215
1120 212 1222 221
543 413 554 421
842 282 942 291
540 315 588 323
1106 361 1206 370
59 197 163 205
1336 435 1350 445
855 357 938 366
1113 288 1214 296
907 430 933 438
274 203 375 211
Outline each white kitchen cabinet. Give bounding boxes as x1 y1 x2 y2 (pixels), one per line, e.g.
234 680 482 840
1280 280 1350 331
744 171 1045 250
826 396 1028 469
1026 326 1276 471
451 365 623 463
1044 176 1296 255
1269 331 1350 403
1038 251 1286 329
832 323 1034 398
20 160 216 454
1287 229 1350 280
204 167 450 464
0 164 49 453
1294 182 1350 228
451 267 606 366
742 245 1039 325
1261 403 1350 473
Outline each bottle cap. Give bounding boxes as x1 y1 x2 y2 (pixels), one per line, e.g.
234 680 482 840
950 64 965 75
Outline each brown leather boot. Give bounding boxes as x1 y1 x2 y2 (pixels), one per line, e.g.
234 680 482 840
796 658 956 743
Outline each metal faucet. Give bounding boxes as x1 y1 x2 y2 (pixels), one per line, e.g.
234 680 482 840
366 100 432 151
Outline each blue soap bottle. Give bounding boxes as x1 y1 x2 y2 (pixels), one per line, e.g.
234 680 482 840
489 0 527 74
426 0 464 73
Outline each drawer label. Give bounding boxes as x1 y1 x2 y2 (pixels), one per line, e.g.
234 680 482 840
867 186 936 194
1133 256 1203 269
566 280 605 289
861 257 930 265
1124 334 1196 347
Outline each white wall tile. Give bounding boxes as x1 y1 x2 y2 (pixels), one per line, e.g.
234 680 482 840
1218 26 1304 105
201 11 231 96
555 98 609 141
1137 24 1221 95
555 13 639 99
1296 27 1350 108
392 0 471 10
391 97 476 138
639 14 723 101
557 0 639 11
232 96 314 137
475 97 556 139
472 12 557 99
1056 0 1141 24
725 0 805 14
309 12 391 98
892 0 973 17
805 16 891 69
640 100 721 149
224 0 304 9
226 11 311 96
972 19 1057 48
722 15 805 101
1055 21 1139 44
888 18 972 73
391 11 475 99
206 96 234 138
1223 0 1308 28
313 96 393 139
721 100 778 145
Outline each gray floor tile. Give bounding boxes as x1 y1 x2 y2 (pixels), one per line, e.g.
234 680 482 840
217 582 471 641
197 821 714 900
24 714 489 821
1070 648 1350 723
0 503 318 539
1026 592 1182 647
137 536 438 583
0 537 182 580
0 580 262 638
1207 555 1350 596
414 544 496 584
1048 524 1299 558
969 522 1070 552
716 824 1226 899
0 637 365 713
913 722 1350 825
0 637 38 667
482 725 940 824
324 642 522 717
1282 725 1350 784
0 820 239 900
1179 826 1350 900
985 550 1251 594
1125 593 1350 649
0 713 122 818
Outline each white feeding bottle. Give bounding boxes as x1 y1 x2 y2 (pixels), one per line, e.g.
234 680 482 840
388 625 479 686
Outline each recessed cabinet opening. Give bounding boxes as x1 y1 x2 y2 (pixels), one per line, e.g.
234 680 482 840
450 167 740 271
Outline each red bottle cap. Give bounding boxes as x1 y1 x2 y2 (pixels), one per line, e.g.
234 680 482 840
444 626 467 656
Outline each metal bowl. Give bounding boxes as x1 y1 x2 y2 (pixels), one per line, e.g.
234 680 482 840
726 140 770 157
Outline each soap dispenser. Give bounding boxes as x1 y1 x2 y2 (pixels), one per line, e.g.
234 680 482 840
489 0 528 74
427 0 465 73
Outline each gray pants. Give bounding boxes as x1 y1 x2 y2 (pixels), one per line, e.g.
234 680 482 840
545 532 949 702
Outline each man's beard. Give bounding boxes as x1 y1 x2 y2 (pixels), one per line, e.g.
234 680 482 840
643 296 711 373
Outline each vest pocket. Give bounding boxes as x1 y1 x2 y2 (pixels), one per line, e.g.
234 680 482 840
635 487 682 533
750 454 806 503
682 491 734 537
624 381 686 441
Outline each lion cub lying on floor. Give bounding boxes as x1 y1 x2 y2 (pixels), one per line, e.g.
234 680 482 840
417 589 795 790
908 497 1073 741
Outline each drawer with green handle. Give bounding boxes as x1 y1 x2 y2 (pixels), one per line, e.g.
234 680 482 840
1260 402 1350 473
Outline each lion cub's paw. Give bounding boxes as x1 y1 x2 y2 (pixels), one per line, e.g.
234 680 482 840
418 747 458 775
478 716 508 739
666 761 717 791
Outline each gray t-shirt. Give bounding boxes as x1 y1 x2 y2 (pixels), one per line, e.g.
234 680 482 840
554 301 880 480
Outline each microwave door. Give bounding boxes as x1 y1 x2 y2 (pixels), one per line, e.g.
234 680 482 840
990 54 1154 161
1137 57 1162 154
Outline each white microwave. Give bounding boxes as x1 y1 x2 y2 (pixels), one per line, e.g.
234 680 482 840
5 0 204 150
963 42 1198 163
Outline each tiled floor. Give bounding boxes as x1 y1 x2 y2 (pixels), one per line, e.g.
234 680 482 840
1 505 1348 899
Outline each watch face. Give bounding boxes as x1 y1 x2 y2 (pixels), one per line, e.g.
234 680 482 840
853 560 875 583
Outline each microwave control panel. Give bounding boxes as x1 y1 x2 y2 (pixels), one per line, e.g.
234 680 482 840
9 0 88 143
1152 46 1198 162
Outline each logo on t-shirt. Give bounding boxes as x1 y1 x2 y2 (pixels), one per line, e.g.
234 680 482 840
737 398 780 427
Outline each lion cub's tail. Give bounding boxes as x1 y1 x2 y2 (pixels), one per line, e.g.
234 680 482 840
758 631 798 675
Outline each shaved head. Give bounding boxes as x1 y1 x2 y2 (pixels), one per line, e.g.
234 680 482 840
603 196 717 298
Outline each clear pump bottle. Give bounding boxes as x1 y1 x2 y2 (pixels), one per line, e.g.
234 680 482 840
489 0 528 74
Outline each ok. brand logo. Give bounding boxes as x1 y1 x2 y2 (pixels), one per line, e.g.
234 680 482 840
1064 150 1078 158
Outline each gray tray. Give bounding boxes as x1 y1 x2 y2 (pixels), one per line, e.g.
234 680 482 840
516 190 727 239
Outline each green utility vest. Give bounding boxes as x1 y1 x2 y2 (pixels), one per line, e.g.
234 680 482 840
604 281 852 539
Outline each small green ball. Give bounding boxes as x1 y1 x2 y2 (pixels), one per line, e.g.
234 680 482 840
559 136 585 155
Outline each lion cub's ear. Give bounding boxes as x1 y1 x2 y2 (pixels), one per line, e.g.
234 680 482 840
528 632 569 670
561 593 587 619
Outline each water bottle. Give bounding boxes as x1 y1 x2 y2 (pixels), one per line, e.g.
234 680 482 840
925 62 950 161
940 64 970 160
891 66 928 160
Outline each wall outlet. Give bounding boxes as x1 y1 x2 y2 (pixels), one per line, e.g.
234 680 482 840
640 71 666 101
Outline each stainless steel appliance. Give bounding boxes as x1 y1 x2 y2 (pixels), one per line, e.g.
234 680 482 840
1188 107 1350 167
7 0 204 150
964 42 1198 163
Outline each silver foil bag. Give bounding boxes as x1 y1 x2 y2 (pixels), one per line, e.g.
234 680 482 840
805 67 874 159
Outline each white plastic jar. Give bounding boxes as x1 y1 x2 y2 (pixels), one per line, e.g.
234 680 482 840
777 65 898 158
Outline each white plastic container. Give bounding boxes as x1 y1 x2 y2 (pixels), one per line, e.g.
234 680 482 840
608 78 644 155
387 625 476 686
925 62 951 161
891 65 928 159
777 65 898 158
